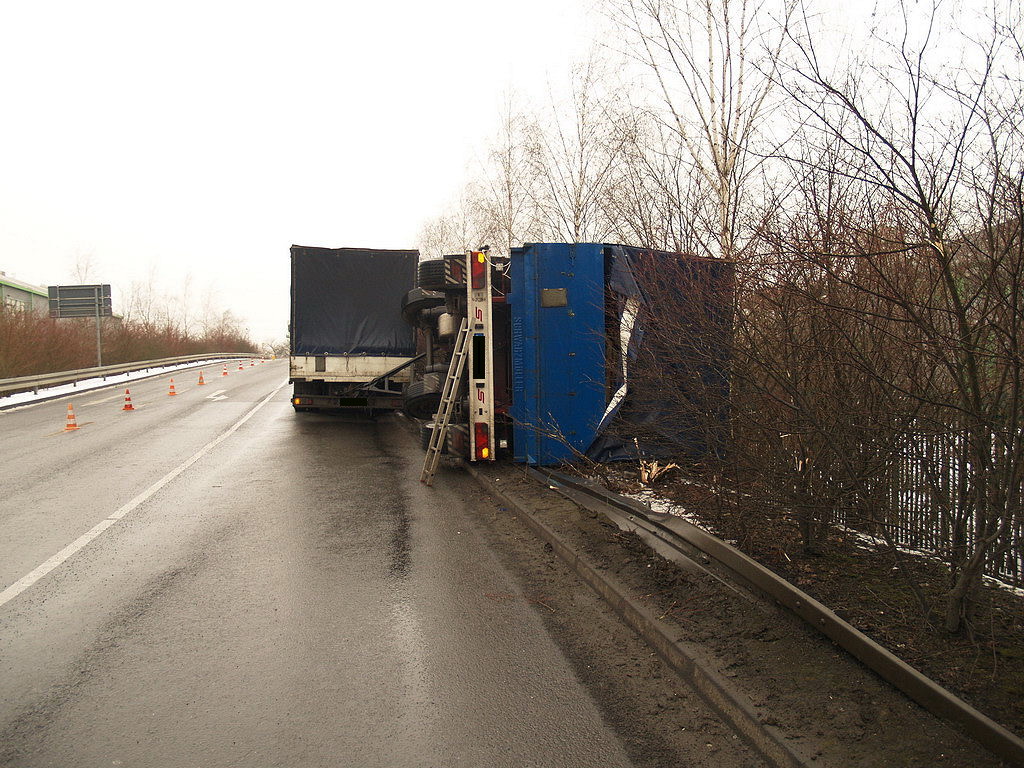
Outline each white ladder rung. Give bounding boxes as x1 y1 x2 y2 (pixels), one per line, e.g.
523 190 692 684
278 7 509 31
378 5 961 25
420 318 470 486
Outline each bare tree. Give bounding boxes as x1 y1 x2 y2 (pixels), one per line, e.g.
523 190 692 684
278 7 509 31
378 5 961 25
766 0 1024 633
418 184 492 260
607 0 794 259
526 58 626 242
475 93 540 255
72 251 97 283
604 108 724 253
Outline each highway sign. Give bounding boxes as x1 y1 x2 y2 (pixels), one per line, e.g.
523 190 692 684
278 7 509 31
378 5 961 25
48 284 113 319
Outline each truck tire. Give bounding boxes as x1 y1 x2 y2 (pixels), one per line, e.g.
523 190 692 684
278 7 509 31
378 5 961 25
417 259 447 291
401 287 444 325
403 374 442 420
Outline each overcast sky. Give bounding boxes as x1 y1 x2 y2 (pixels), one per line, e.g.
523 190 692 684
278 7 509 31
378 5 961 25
0 0 918 346
0 0 597 344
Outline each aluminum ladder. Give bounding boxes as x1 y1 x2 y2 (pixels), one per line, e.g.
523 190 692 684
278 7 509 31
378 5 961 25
420 318 470 486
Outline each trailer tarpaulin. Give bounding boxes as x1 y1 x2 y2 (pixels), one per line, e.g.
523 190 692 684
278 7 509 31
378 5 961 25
290 246 417 356
586 245 645 462
586 246 733 463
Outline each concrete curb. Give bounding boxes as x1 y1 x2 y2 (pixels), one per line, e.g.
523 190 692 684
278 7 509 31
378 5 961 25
465 463 815 768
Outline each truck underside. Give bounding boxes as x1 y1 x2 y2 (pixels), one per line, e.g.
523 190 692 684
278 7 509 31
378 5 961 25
290 378 406 412
290 354 413 412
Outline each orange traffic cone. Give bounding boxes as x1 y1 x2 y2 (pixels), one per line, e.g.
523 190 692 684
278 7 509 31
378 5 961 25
198 370 206 386
238 361 244 371
222 364 228 377
168 378 178 396
65 403 79 431
123 389 134 411
250 359 255 367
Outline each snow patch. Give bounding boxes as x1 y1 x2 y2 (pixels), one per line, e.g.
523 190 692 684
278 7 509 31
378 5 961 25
625 488 721 534
0 359 237 410
834 525 1024 598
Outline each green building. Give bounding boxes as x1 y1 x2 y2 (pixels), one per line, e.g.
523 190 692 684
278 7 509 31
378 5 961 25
0 271 49 314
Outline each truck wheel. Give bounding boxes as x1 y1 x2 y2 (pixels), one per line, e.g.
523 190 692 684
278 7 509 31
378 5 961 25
417 259 447 291
401 287 444 325
403 375 441 420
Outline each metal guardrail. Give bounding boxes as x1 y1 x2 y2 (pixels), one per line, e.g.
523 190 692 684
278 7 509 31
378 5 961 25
532 467 1024 766
0 353 256 397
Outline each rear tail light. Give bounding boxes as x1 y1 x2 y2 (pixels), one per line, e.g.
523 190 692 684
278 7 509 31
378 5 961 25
474 422 490 459
470 251 487 290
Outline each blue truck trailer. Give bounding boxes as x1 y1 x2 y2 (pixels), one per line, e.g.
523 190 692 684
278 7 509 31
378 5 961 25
401 243 733 468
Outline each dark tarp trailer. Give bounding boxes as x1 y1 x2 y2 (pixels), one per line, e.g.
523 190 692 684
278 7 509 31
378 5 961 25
290 245 417 357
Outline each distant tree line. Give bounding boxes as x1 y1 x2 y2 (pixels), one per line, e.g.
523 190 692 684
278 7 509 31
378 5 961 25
0 300 256 378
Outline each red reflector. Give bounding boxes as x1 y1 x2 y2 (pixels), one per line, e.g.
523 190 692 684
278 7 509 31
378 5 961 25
474 422 490 459
470 251 486 290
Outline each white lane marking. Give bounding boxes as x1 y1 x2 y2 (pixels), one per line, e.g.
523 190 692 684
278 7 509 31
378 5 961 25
83 393 127 406
0 380 288 610
205 389 229 401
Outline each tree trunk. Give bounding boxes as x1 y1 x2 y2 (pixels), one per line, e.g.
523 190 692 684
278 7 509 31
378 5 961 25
943 555 985 634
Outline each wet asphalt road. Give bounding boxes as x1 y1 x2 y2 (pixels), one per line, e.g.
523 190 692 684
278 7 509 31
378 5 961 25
0 361 637 767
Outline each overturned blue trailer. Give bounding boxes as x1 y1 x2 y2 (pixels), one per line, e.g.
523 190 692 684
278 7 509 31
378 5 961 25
403 242 734 468
508 243 733 465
